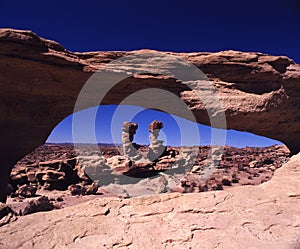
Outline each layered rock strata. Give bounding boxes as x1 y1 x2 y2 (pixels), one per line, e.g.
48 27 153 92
1 28 300 202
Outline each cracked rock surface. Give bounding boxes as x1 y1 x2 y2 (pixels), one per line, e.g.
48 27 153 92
1 153 299 249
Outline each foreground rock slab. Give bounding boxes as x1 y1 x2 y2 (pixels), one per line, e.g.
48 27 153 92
1 153 300 249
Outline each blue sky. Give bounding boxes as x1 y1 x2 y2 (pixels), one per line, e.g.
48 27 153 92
47 105 282 147
1 0 299 147
1 0 299 62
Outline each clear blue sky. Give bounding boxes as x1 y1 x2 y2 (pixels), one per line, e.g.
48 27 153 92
1 0 299 62
1 0 299 147
47 105 283 147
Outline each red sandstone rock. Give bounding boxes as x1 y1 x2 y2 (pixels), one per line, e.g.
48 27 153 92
16 184 37 198
1 29 299 202
0 203 16 227
85 182 99 195
148 120 164 132
22 196 55 215
68 184 86 196
6 144 290 197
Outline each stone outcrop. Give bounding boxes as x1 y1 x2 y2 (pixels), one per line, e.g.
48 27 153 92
22 196 55 216
121 122 140 159
147 120 167 161
77 155 113 185
67 184 99 196
10 158 81 192
0 203 16 227
8 144 290 199
1 28 300 202
15 184 37 198
0 153 299 249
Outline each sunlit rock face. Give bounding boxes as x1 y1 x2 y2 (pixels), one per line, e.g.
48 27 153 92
0 28 300 202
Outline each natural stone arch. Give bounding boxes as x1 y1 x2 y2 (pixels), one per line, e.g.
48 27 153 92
0 28 300 202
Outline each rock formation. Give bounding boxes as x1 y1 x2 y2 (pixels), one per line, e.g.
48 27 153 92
15 184 37 198
0 153 299 248
67 183 98 196
22 196 55 216
8 144 290 198
0 28 300 202
121 122 140 159
147 120 166 161
0 203 16 227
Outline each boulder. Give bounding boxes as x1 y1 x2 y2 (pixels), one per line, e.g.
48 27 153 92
16 184 37 198
85 182 99 195
68 184 86 196
0 203 16 227
22 196 55 215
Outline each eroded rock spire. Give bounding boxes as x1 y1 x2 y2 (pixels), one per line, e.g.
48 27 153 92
147 120 166 161
121 122 140 159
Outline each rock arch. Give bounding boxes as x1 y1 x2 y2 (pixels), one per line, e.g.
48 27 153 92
0 28 300 202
